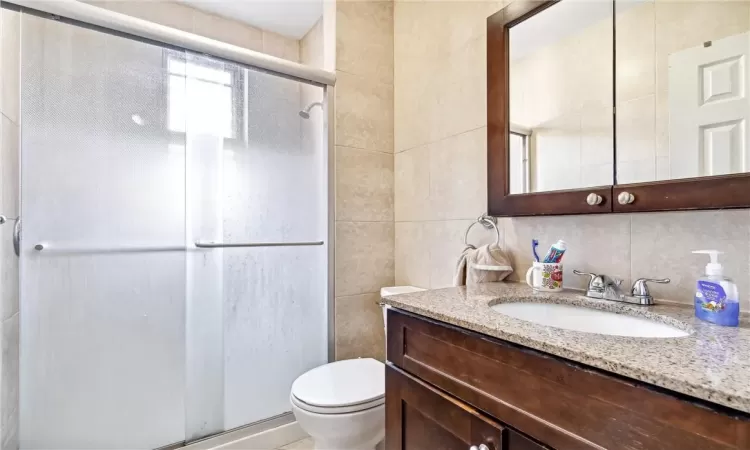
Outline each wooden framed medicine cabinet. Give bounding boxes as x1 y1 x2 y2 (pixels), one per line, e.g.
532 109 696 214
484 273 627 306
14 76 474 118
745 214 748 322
487 0 750 216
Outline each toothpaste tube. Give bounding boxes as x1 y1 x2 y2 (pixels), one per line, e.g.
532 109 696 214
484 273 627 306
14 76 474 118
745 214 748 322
542 240 567 263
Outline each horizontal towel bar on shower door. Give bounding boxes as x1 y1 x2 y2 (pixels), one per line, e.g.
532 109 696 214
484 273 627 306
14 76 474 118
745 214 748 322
33 243 187 253
30 241 325 252
194 241 324 248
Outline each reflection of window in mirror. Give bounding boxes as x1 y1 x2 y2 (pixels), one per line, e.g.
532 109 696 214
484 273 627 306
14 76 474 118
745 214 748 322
509 127 530 194
509 0 613 194
616 0 750 184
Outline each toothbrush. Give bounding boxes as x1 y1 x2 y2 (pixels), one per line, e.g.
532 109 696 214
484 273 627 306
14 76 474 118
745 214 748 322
532 239 540 262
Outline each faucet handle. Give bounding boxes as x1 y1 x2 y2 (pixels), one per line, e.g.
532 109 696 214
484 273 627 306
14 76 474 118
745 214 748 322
631 278 670 298
573 270 604 291
573 270 597 282
573 270 596 277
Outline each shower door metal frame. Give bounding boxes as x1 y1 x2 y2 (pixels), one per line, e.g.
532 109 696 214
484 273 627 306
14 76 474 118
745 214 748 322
325 85 335 363
7 0 336 87
9 1 337 447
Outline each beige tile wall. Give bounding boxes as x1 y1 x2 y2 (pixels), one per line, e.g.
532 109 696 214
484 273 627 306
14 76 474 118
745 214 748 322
394 0 500 290
90 1 300 61
393 0 750 311
0 7 20 450
334 0 394 361
301 18 324 70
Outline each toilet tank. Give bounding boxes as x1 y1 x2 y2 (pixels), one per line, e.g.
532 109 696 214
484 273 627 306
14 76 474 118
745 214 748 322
379 286 426 329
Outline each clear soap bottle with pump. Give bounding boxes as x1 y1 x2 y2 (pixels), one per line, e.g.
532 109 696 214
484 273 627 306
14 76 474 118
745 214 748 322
693 250 739 327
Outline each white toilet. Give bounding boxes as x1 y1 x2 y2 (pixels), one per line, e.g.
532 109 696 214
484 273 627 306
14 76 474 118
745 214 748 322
290 286 425 450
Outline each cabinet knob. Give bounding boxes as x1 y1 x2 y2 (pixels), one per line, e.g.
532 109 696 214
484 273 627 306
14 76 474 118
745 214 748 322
586 193 603 206
617 191 635 205
469 445 491 450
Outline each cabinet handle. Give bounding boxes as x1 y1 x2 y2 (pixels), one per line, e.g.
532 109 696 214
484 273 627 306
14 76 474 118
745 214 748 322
617 191 635 205
586 193 603 205
469 445 491 450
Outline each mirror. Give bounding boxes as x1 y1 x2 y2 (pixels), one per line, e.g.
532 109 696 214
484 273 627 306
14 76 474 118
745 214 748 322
490 0 750 215
615 0 750 183
508 0 613 194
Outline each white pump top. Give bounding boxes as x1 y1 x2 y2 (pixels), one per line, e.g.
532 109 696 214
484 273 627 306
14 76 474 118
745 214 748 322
693 250 724 277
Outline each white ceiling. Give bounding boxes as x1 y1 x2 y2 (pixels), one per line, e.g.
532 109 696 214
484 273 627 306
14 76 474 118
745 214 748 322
177 0 323 39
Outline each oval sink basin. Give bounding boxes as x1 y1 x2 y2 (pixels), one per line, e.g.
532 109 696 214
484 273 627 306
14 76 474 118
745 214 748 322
491 302 689 338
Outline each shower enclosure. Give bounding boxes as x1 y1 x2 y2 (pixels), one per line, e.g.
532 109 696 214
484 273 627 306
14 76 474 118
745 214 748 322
3 3 333 449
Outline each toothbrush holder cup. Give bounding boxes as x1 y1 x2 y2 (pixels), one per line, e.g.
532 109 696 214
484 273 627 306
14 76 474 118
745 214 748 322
526 262 563 292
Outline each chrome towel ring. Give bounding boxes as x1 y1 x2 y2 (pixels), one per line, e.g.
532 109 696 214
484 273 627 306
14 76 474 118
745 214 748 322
463 214 500 249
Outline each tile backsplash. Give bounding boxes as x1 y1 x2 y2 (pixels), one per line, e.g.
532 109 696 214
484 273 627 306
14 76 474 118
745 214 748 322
504 210 750 309
396 209 750 311
629 210 750 308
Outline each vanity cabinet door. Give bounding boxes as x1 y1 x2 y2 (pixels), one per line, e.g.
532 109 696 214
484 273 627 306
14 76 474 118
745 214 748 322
385 365 547 450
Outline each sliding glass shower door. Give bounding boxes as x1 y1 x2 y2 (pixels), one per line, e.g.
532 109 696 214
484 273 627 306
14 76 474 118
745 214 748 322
18 10 327 450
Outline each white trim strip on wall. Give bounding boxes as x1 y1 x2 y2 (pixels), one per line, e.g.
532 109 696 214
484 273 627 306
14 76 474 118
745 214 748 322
7 0 337 86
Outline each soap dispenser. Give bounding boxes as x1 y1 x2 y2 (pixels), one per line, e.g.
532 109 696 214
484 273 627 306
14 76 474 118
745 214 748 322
692 250 739 327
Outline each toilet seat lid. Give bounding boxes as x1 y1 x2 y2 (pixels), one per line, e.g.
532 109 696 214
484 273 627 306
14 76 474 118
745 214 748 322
291 358 385 408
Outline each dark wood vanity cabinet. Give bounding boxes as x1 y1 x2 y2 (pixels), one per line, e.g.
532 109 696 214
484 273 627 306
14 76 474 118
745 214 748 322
385 309 750 450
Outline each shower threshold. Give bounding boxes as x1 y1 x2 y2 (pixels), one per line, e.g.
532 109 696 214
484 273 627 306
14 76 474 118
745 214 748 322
156 412 300 450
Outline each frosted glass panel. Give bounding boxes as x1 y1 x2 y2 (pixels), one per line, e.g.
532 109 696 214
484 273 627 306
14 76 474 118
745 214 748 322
18 12 328 449
187 55 328 430
223 246 327 428
19 15 186 449
236 70 325 242
184 53 234 441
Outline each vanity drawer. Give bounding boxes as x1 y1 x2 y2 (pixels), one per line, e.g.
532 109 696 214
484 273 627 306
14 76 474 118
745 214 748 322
386 308 750 450
386 363 546 450
386 365 505 450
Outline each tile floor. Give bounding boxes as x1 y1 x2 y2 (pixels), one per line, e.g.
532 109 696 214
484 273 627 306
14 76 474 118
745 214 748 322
277 437 314 449
277 437 388 450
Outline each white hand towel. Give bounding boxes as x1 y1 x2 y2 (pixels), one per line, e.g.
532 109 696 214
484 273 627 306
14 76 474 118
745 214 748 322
467 244 513 285
453 246 475 287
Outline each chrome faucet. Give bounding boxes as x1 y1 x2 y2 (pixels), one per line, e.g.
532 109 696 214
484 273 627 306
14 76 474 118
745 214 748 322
573 270 670 305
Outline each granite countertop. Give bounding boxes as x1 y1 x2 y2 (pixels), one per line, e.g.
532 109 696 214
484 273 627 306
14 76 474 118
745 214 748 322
381 282 750 414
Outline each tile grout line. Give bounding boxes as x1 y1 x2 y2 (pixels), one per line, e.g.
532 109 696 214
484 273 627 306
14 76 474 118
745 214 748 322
393 218 490 223
425 138 433 289
335 219 395 223
628 213 633 286
335 289 391 300
336 68 394 87
2 311 19 323
747 209 750 310
335 144 394 156
394 124 486 155
0 111 18 125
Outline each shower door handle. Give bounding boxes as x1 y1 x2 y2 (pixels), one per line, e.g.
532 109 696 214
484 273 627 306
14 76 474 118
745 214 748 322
0 215 20 257
194 240 324 248
13 219 20 257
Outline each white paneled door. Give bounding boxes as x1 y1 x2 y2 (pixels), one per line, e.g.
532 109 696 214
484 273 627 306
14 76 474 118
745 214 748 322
669 32 750 179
